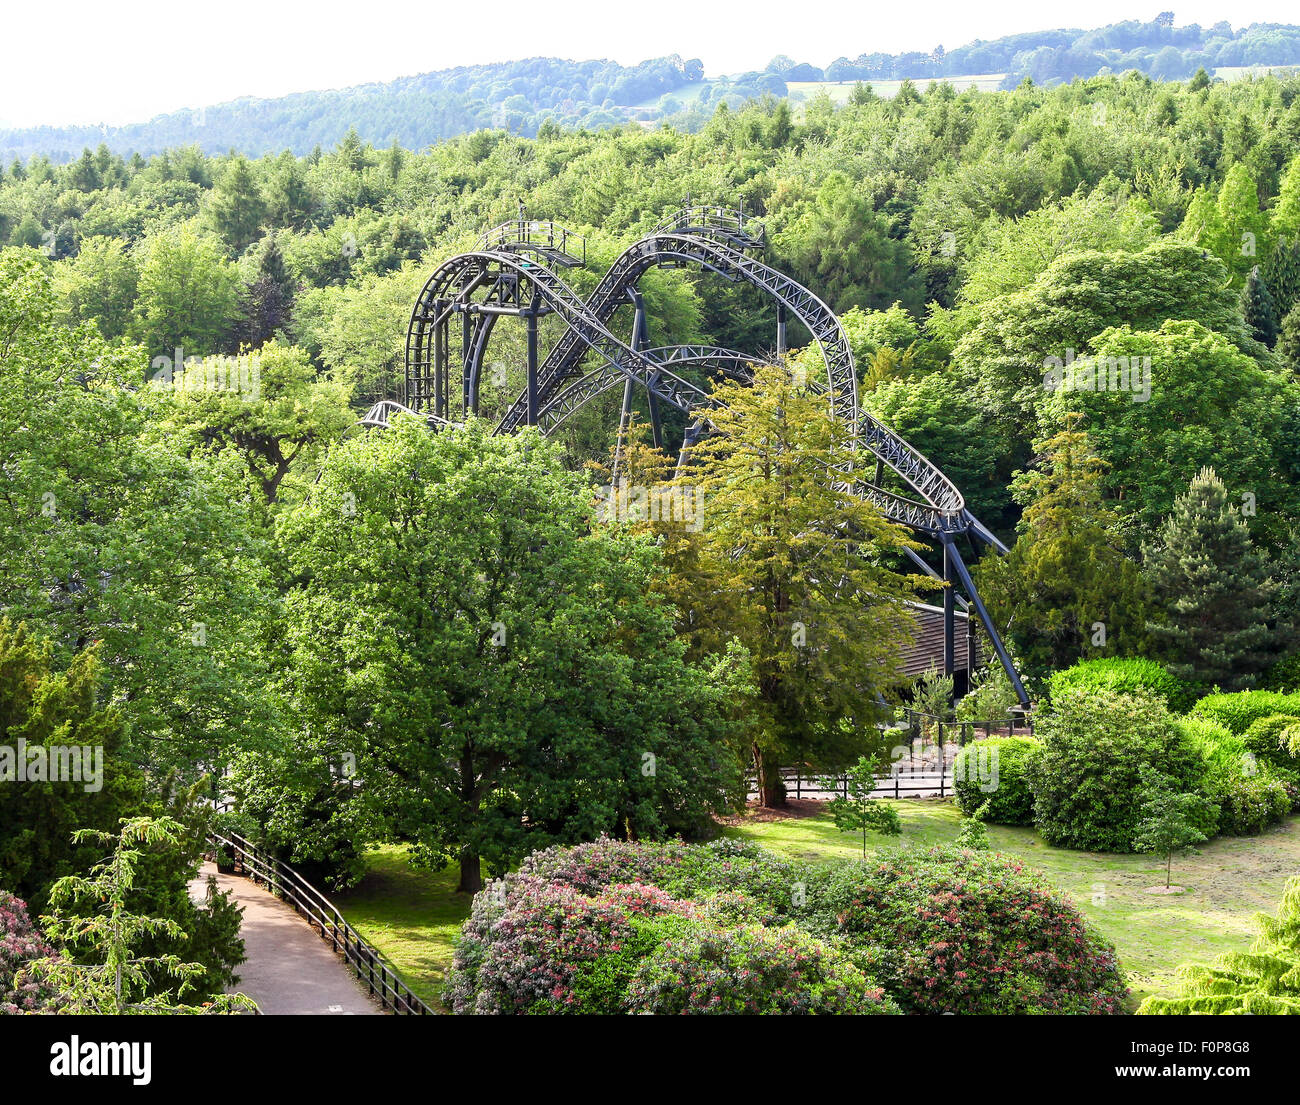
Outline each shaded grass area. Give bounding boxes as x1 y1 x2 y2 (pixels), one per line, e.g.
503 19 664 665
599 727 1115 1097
725 800 1300 1004
332 806 1300 1009
332 845 470 1011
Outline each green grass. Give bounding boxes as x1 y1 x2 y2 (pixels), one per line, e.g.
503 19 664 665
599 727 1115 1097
725 801 1300 1004
333 805 1300 1009
332 845 470 1011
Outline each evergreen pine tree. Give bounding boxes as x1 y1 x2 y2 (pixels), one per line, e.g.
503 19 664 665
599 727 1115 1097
1144 467 1278 689
975 418 1150 677
237 231 295 348
1278 302 1300 371
1240 266 1280 347
1262 235 1300 321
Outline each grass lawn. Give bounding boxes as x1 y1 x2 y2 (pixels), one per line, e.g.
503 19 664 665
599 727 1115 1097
333 804 1300 1010
332 845 470 1010
725 800 1300 1005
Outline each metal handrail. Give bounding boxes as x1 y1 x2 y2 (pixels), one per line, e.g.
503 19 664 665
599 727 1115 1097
209 830 435 1016
477 219 587 265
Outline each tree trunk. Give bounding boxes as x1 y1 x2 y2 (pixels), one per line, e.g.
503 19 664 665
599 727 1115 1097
458 848 482 894
754 743 786 809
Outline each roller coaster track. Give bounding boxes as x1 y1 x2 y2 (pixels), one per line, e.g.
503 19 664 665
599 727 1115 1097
395 207 1028 705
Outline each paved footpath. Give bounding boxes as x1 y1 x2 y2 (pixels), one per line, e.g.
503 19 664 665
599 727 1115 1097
189 861 382 1015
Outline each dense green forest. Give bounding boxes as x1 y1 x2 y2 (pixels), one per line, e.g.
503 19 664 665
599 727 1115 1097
6 17 1300 160
6 70 1300 526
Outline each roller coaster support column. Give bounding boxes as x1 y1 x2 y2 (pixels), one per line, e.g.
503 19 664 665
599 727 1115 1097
940 534 1030 708
525 294 541 426
943 543 956 677
966 592 978 688
777 302 788 358
626 288 663 448
434 301 448 421
461 311 474 419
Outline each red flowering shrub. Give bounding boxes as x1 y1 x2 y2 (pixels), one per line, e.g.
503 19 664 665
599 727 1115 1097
626 923 898 1015
1 890 58 1014
807 847 1128 1014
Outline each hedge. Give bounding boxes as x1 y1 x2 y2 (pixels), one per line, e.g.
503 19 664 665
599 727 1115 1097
1191 691 1300 735
1048 657 1197 713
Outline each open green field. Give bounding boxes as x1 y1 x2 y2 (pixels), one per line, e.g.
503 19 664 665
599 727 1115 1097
335 803 1299 1010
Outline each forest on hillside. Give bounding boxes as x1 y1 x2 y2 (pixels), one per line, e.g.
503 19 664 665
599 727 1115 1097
5 16 1300 159
4 67 1299 559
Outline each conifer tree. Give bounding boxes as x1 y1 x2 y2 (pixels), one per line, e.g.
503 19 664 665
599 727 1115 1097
1240 265 1279 347
975 418 1149 677
1144 467 1279 689
659 363 933 807
1262 235 1300 322
1278 302 1300 371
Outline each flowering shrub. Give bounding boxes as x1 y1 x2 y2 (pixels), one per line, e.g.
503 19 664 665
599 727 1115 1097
1209 772 1291 835
449 838 893 1015
626 923 898 1015
448 875 692 1014
516 836 801 921
1192 691 1300 735
806 847 1128 1015
515 836 684 893
1048 657 1197 713
451 839 1128 1016
952 737 1041 825
0 890 57 1014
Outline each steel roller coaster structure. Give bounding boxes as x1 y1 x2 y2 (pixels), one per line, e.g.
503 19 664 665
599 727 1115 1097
362 204 1029 707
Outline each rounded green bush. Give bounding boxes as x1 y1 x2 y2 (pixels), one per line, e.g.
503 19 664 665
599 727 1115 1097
1048 657 1197 713
1031 689 1201 852
952 736 1041 824
1211 771 1291 835
805 847 1127 1014
1243 714 1300 767
1191 691 1300 735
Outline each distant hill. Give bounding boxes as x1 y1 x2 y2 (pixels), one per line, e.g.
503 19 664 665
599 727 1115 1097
6 17 1300 162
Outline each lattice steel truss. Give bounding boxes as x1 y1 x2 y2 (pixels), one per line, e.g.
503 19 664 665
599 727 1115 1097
376 207 1028 705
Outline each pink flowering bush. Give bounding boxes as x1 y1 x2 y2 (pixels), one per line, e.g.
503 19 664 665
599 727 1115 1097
0 890 58 1014
448 840 893 1015
807 846 1128 1015
449 875 694 1014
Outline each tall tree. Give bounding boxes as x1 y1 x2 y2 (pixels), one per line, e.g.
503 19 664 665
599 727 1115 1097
1144 467 1283 690
206 154 267 254
659 363 933 807
975 420 1149 677
1240 266 1280 347
282 417 747 891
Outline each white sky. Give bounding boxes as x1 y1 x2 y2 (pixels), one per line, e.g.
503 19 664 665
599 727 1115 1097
2 1 1298 128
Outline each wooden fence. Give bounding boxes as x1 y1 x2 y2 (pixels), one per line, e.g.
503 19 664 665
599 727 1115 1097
752 707 1034 802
